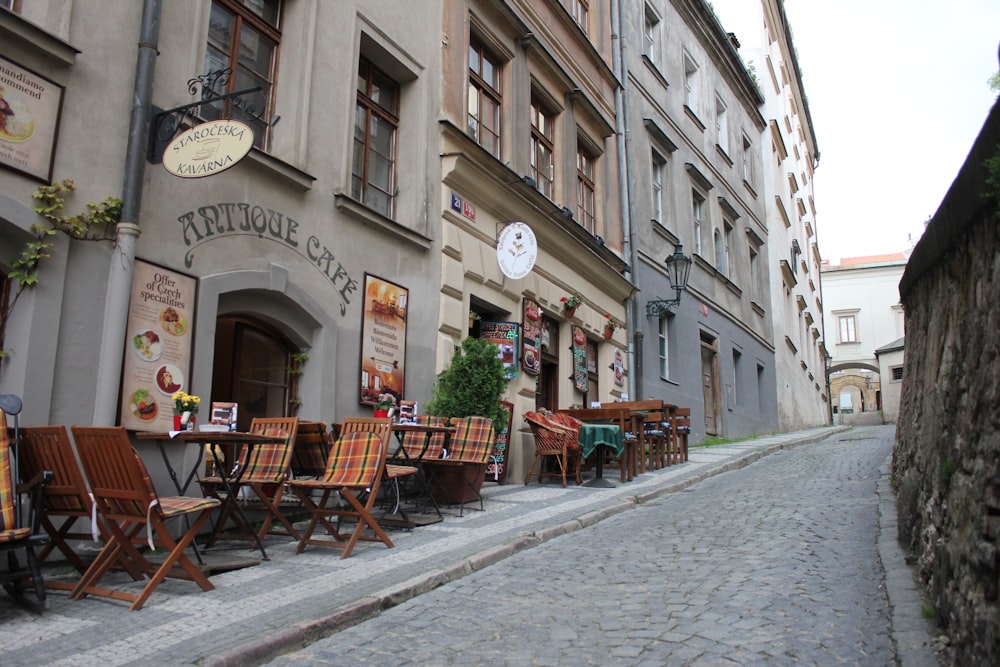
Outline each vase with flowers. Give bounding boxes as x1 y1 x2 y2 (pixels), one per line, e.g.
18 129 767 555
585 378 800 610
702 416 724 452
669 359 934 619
560 291 583 318
603 314 623 340
171 391 201 431
374 392 397 419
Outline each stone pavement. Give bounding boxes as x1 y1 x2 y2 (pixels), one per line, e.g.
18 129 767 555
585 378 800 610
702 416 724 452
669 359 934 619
0 425 941 666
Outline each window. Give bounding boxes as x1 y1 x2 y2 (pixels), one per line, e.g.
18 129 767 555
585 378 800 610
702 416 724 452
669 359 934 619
204 0 281 149
683 54 700 115
468 37 502 158
577 144 596 234
352 57 399 218
891 366 904 381
732 348 743 406
749 244 761 303
571 0 590 35
691 189 705 255
658 315 671 380
651 150 667 225
715 96 728 153
530 96 555 199
723 220 734 279
838 314 858 343
644 5 660 64
741 134 755 186
583 340 599 407
714 229 724 274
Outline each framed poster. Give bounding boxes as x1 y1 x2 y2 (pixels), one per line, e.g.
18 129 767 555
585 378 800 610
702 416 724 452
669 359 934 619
571 325 589 393
120 260 196 431
521 298 541 376
480 320 519 381
484 400 514 483
359 273 407 406
0 55 64 182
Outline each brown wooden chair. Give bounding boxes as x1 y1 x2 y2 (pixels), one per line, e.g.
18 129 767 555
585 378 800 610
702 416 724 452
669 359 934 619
69 426 218 611
0 411 51 609
422 416 495 515
290 421 331 479
200 417 300 546
673 407 691 462
523 411 582 487
287 430 395 558
339 417 420 520
559 407 633 482
395 415 449 463
600 400 667 476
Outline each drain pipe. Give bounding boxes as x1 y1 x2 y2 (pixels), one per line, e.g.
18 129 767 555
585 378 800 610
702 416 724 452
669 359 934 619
93 0 162 425
611 0 640 400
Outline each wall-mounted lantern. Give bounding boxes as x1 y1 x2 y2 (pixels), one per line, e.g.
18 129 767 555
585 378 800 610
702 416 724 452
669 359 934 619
645 245 693 317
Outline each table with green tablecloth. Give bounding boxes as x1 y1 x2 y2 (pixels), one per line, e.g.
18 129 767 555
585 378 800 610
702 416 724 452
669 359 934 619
577 424 624 487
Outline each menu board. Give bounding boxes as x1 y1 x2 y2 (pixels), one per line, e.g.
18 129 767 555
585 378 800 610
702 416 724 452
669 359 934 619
359 273 408 406
484 400 514 483
480 321 519 381
0 55 64 182
521 298 541 376
120 260 196 430
571 325 589 393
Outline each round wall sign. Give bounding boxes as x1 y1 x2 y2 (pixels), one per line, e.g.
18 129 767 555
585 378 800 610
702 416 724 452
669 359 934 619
163 119 254 178
496 221 538 280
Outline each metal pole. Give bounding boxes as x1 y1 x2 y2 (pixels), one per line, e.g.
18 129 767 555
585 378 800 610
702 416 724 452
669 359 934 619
93 0 162 425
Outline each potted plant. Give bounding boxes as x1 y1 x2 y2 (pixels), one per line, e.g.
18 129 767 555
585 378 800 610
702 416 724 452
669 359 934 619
374 392 397 419
171 391 201 430
560 292 583 318
425 337 509 502
603 314 623 340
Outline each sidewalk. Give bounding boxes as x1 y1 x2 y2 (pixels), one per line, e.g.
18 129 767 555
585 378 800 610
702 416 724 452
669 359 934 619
0 425 939 667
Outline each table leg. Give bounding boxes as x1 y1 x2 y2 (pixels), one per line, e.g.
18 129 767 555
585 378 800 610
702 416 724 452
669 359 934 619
583 444 616 488
156 441 205 565
209 443 269 560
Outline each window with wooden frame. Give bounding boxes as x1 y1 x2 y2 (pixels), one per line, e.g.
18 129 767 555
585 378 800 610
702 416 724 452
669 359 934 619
576 143 597 234
651 149 667 226
691 188 705 255
203 0 281 149
468 37 502 158
530 95 555 199
353 57 399 218
571 0 590 35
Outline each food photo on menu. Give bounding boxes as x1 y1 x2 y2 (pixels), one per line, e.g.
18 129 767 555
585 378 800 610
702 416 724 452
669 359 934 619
129 387 159 422
160 306 188 336
132 329 162 362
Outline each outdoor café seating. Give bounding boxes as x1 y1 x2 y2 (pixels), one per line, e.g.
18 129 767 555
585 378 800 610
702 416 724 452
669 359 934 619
69 426 218 611
421 416 495 516
523 411 582 487
287 430 396 559
0 406 51 610
558 406 633 483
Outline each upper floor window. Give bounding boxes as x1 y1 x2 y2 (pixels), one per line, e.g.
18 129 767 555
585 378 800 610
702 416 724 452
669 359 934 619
204 0 281 150
723 219 734 279
683 53 700 116
468 37 502 158
715 96 728 154
571 0 590 35
651 150 667 225
577 144 596 234
658 315 672 380
838 313 858 343
691 189 705 255
748 244 761 303
741 133 755 187
644 5 661 64
530 96 555 199
352 57 399 218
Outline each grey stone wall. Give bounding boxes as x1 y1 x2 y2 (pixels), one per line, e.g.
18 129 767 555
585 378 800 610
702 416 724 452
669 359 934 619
894 97 1000 665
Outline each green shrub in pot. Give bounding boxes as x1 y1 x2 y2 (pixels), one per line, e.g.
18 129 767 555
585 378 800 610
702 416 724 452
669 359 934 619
425 336 509 433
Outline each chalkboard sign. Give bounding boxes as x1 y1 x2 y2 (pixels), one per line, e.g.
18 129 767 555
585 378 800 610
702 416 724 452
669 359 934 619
481 321 519 381
571 325 588 392
484 400 514 483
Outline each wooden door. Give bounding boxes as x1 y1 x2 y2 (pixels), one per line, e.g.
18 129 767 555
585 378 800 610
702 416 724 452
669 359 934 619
701 343 718 435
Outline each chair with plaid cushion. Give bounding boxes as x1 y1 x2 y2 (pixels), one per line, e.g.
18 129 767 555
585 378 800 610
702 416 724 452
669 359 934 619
340 417 420 522
201 417 300 546
422 416 496 516
69 426 219 611
291 421 331 480
287 430 395 558
0 409 51 610
524 411 582 487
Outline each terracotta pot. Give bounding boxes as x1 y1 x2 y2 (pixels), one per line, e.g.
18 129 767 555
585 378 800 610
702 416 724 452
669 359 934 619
563 306 576 319
374 409 390 418
603 327 614 340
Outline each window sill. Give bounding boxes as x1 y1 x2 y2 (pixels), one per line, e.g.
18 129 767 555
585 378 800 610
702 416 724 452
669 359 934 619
642 55 670 89
716 145 733 166
335 193 432 251
684 105 706 132
0 10 79 67
743 179 758 199
245 149 316 192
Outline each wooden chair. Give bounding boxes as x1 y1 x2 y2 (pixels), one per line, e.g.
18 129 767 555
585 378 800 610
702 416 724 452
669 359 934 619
290 421 331 479
559 407 633 482
18 425 113 589
673 407 691 462
200 417 300 546
0 412 51 609
600 400 667 476
422 416 495 516
339 417 420 520
523 411 582 487
287 430 395 558
395 415 449 463
69 426 219 611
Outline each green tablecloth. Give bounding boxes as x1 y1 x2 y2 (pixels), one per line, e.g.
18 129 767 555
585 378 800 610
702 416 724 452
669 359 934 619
577 424 624 459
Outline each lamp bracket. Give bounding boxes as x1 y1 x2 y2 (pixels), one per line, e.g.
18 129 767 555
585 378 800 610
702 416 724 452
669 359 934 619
645 290 683 318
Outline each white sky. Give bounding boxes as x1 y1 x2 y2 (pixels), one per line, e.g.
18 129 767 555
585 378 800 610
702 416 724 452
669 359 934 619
780 0 1000 263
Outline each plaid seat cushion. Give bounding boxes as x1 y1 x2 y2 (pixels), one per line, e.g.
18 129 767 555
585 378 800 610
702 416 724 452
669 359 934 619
241 428 291 483
306 432 383 488
385 463 417 479
0 435 17 536
158 496 221 518
449 417 495 463
0 527 32 542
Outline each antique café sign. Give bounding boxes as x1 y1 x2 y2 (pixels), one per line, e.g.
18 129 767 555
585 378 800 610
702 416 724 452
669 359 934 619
162 119 253 178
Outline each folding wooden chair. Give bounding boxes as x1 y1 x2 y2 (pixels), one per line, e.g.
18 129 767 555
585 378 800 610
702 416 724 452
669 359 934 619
422 416 496 516
523 411 582 487
200 417 300 546
339 417 420 521
69 426 219 611
0 411 51 610
18 425 121 590
290 421 331 479
287 430 395 558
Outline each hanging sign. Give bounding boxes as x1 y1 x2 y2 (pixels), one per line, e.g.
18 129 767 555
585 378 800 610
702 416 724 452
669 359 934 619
480 321 519 381
521 298 541 376
0 55 64 182
162 119 254 178
496 221 537 279
571 325 589 393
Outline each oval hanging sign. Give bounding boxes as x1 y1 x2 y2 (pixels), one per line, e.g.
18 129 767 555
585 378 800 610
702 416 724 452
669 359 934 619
162 119 254 178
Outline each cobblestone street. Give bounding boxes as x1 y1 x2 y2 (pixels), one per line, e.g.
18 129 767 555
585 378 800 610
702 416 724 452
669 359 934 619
268 426 897 666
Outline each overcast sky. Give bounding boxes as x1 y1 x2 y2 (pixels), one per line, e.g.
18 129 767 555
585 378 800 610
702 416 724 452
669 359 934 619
780 0 1000 263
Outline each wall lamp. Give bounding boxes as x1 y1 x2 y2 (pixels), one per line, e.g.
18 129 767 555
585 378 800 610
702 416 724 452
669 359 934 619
645 244 693 317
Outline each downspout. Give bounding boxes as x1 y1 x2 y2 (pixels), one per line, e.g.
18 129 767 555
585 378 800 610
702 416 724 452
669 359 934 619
93 0 162 425
611 0 640 400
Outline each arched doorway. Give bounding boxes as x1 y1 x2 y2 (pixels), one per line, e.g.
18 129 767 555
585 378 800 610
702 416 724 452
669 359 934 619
211 315 299 431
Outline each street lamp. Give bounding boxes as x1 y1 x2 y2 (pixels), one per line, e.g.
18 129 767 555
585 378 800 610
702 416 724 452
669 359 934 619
646 245 693 317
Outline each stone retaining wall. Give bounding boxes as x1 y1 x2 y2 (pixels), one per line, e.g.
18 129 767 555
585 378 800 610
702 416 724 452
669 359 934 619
893 97 1000 665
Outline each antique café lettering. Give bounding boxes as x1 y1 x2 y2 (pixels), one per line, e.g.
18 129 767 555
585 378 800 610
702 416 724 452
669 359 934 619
176 202 357 315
